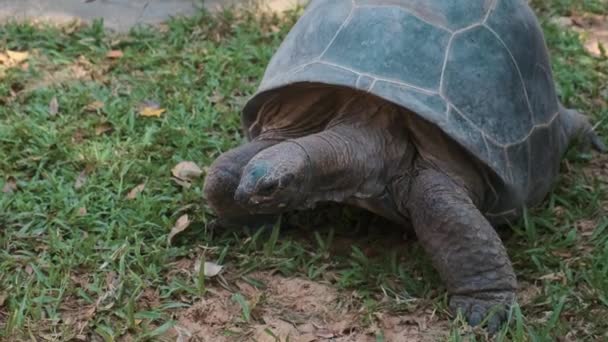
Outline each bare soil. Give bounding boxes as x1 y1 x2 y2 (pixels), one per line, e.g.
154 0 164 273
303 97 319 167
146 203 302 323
171 272 449 342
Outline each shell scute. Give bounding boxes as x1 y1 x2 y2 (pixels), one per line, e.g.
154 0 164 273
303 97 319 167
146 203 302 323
443 26 533 145
486 0 557 125
323 6 451 90
355 0 493 31
260 0 354 85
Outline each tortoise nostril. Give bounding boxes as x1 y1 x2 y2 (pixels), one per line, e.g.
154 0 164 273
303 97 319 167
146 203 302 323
234 188 250 205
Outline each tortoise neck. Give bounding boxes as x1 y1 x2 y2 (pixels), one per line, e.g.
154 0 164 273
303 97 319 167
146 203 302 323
293 98 415 207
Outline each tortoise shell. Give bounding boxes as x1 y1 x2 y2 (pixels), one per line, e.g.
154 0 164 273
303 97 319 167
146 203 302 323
241 0 566 221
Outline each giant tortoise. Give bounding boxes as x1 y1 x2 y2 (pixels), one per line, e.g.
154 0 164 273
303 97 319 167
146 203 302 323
203 0 605 331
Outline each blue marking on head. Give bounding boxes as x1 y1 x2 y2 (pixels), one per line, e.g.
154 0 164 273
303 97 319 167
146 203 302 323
248 162 269 182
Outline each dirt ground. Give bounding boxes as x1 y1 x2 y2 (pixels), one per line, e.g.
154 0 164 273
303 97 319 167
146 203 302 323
0 0 308 32
553 13 608 57
169 271 450 342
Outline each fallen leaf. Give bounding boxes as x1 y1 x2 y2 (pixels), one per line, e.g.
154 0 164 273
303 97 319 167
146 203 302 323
95 122 114 136
126 183 146 200
551 250 573 258
518 281 542 306
137 100 165 117
171 177 192 189
75 171 87 189
74 167 93 190
25 264 34 275
209 91 225 104
174 325 193 342
106 50 124 59
78 207 87 216
105 271 118 288
2 177 17 193
49 96 59 116
270 24 281 33
72 128 87 143
171 161 203 181
540 272 566 282
576 219 597 237
5 50 29 64
139 107 166 117
168 214 191 245
194 260 224 277
84 100 104 112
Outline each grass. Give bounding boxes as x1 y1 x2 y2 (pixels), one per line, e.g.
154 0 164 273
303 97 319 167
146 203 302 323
1 1 607 340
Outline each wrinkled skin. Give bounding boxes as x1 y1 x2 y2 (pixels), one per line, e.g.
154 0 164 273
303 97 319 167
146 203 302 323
203 92 603 333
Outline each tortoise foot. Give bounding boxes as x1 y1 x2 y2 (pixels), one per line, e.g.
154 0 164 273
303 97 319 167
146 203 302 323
449 291 515 333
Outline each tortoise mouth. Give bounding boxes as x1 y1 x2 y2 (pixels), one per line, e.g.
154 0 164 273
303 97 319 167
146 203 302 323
250 197 293 213
234 183 299 214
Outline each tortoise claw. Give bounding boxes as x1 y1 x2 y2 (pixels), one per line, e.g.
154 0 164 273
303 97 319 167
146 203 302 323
449 291 515 334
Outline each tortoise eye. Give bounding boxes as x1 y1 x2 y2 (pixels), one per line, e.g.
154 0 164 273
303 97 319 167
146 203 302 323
258 181 279 196
280 173 295 187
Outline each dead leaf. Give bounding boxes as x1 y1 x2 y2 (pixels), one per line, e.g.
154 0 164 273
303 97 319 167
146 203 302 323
2 177 17 194
171 161 203 181
171 177 192 189
137 100 165 117
540 272 566 282
25 264 34 275
270 24 281 33
74 171 87 189
168 214 191 245
95 122 113 136
139 107 166 117
49 96 59 116
209 91 225 104
576 219 597 237
77 207 87 216
126 183 146 200
106 50 124 59
518 281 542 306
105 271 118 289
72 128 87 143
74 167 93 190
193 260 224 277
6 50 30 65
139 100 166 118
174 325 193 342
84 100 104 112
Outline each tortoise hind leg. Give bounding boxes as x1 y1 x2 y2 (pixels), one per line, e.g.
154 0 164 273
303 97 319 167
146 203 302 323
400 164 517 333
204 139 282 229
560 106 606 152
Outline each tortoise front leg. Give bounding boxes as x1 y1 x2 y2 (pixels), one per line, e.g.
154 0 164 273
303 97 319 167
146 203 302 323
403 165 517 332
203 139 282 228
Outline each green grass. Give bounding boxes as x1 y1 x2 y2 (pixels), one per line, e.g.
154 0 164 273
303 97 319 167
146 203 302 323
1 1 607 341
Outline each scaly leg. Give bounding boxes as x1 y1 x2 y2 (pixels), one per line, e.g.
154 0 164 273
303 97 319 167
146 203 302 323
403 164 517 333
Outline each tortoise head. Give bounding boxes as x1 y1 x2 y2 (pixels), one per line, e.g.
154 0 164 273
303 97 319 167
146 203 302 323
234 142 311 213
